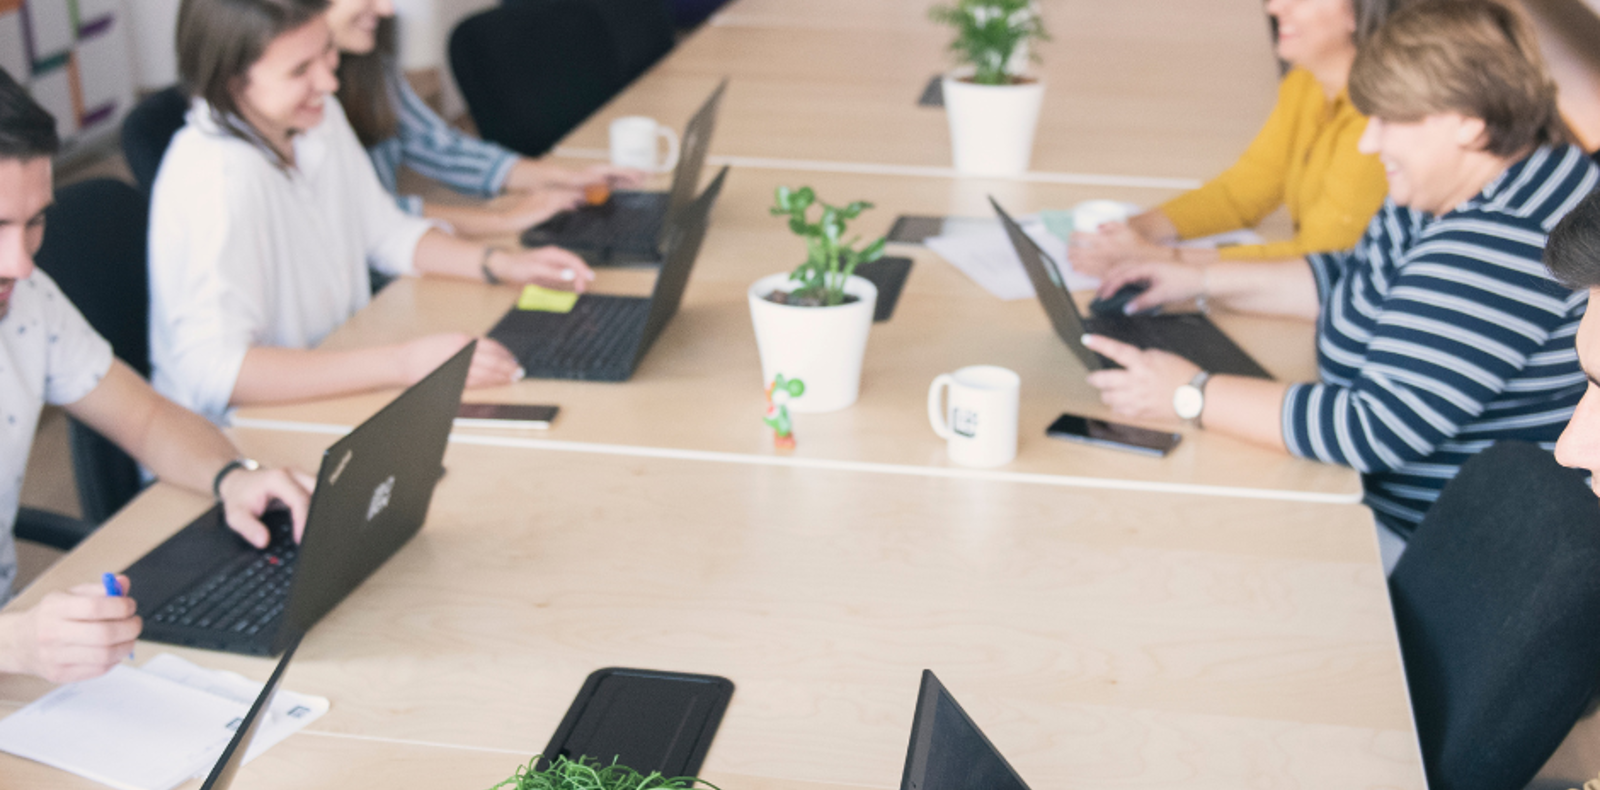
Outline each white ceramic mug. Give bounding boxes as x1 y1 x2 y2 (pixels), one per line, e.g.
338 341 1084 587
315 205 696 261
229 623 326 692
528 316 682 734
927 366 1021 467
1072 199 1132 233
609 116 681 172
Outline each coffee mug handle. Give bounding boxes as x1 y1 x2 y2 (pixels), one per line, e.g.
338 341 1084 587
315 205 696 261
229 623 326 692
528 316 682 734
927 374 954 440
656 126 681 172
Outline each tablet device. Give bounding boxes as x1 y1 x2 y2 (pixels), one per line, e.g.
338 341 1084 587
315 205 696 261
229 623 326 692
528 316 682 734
542 667 734 777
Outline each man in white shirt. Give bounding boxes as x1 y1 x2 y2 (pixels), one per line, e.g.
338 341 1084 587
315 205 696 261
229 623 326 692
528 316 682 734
0 68 314 683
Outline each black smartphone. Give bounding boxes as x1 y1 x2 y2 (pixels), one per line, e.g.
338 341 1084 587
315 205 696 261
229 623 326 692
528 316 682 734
454 403 559 429
542 668 735 776
1046 413 1181 457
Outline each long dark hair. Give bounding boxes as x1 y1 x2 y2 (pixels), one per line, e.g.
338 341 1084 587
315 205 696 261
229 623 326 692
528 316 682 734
176 0 331 165
337 16 399 147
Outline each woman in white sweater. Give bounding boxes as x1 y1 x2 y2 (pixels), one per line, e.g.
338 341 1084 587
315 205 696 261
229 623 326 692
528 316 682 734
150 0 590 424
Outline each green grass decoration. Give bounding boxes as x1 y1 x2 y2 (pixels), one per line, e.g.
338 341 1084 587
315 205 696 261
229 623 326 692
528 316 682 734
928 0 1050 86
769 185 887 307
490 755 722 790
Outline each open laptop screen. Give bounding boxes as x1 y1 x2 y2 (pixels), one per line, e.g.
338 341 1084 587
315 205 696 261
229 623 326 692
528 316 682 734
901 670 1032 790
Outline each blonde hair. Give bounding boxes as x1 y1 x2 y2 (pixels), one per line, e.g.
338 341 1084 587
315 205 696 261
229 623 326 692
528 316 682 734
1348 0 1571 157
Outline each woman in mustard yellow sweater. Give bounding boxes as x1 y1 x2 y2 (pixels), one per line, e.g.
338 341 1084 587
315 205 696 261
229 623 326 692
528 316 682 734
1072 0 1400 273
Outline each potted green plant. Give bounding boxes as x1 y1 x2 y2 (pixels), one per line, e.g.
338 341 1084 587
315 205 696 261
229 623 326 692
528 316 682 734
491 754 716 790
929 0 1049 175
748 186 887 414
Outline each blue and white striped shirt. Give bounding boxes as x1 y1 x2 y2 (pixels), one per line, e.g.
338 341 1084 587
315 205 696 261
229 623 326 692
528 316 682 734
1286 144 1597 535
366 65 520 215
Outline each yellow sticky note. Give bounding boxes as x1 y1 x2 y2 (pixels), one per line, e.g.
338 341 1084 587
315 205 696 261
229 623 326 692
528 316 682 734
517 285 579 313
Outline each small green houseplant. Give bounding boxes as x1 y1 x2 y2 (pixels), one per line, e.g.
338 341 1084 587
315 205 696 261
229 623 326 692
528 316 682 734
928 0 1050 175
764 186 887 307
747 185 887 413
928 0 1049 86
490 754 719 790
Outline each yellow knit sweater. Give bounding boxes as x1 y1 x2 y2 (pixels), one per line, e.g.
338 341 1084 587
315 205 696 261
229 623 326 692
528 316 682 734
1159 67 1388 261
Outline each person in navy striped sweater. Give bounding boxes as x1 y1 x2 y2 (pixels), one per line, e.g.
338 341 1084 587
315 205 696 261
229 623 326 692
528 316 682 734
1085 0 1596 571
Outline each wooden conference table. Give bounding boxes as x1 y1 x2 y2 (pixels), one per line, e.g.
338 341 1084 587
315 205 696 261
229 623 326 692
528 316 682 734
0 428 1420 790
0 0 1424 786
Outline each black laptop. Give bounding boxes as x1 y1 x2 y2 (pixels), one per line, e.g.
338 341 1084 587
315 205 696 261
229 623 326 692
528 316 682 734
990 197 1271 379
521 80 728 266
198 633 301 790
900 670 1032 790
124 343 473 656
489 166 726 382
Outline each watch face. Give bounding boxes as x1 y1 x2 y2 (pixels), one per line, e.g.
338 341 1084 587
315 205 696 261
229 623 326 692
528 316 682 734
1173 385 1203 420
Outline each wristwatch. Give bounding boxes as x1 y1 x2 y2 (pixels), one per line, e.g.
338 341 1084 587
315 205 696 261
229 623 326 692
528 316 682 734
212 457 261 499
1172 371 1212 426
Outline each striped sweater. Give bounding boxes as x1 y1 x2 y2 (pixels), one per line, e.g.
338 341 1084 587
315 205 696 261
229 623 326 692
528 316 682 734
1286 144 1598 535
366 65 520 215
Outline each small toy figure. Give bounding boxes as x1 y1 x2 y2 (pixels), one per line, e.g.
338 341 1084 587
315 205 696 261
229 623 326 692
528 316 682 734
763 374 806 450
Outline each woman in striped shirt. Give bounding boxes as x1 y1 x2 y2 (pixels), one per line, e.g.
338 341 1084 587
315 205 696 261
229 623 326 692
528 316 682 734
1084 0 1595 566
327 0 643 238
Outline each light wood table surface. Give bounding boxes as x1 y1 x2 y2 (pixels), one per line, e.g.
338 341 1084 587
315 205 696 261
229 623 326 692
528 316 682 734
233 167 1357 503
0 428 1421 789
548 0 1279 182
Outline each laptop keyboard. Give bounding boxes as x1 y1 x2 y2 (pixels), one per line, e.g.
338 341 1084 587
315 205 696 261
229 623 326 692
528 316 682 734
149 516 296 637
493 295 653 379
526 193 665 249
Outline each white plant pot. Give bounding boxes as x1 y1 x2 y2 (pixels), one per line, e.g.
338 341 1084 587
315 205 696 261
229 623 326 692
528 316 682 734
942 75 1044 177
748 273 878 414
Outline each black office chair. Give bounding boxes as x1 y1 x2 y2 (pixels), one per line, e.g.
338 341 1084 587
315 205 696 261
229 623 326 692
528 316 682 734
16 179 152 550
120 86 189 195
1389 440 1600 790
450 1 625 157
582 0 675 83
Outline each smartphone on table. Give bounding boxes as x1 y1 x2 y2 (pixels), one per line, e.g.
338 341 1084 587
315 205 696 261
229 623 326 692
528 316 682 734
455 403 559 429
1046 413 1181 457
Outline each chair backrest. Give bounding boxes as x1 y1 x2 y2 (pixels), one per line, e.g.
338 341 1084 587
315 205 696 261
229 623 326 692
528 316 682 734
583 0 675 83
32 178 150 524
1389 440 1600 790
121 86 190 196
449 1 624 157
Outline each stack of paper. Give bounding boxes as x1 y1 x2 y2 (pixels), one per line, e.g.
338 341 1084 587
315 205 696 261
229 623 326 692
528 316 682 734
925 211 1262 301
0 654 328 790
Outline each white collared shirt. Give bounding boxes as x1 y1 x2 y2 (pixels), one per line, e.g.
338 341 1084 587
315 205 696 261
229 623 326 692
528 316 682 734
0 272 113 601
148 97 434 424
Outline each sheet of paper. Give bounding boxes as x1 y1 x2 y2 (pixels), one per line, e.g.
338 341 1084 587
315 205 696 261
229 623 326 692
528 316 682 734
140 654 329 770
0 665 246 790
926 216 1099 301
517 285 579 313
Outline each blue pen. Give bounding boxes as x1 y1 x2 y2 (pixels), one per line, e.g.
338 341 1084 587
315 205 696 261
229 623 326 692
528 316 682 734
102 573 134 660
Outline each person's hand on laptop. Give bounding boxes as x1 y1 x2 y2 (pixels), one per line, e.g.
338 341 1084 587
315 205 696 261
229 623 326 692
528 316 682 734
484 246 596 293
483 187 587 237
504 159 647 193
216 464 317 548
401 333 524 392
0 575 140 682
1094 261 1204 315
1081 334 1202 422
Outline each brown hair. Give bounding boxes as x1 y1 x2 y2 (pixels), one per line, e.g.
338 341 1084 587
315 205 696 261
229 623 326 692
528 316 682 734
176 0 331 164
336 16 399 147
1348 0 1571 157
1351 0 1408 47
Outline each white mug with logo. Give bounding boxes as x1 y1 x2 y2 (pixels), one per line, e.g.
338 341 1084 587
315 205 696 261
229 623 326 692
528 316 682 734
927 365 1021 467
609 116 681 173
1072 199 1133 233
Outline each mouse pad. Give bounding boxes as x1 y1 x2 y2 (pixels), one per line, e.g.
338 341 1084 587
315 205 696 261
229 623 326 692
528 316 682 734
854 257 914 322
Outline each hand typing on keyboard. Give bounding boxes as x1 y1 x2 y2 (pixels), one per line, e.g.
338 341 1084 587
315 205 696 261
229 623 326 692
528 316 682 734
215 463 317 548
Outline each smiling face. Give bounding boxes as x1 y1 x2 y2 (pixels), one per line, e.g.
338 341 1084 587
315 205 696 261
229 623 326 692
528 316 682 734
0 156 50 321
1266 0 1358 73
233 14 340 150
325 0 393 54
1556 298 1600 497
1358 113 1489 216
